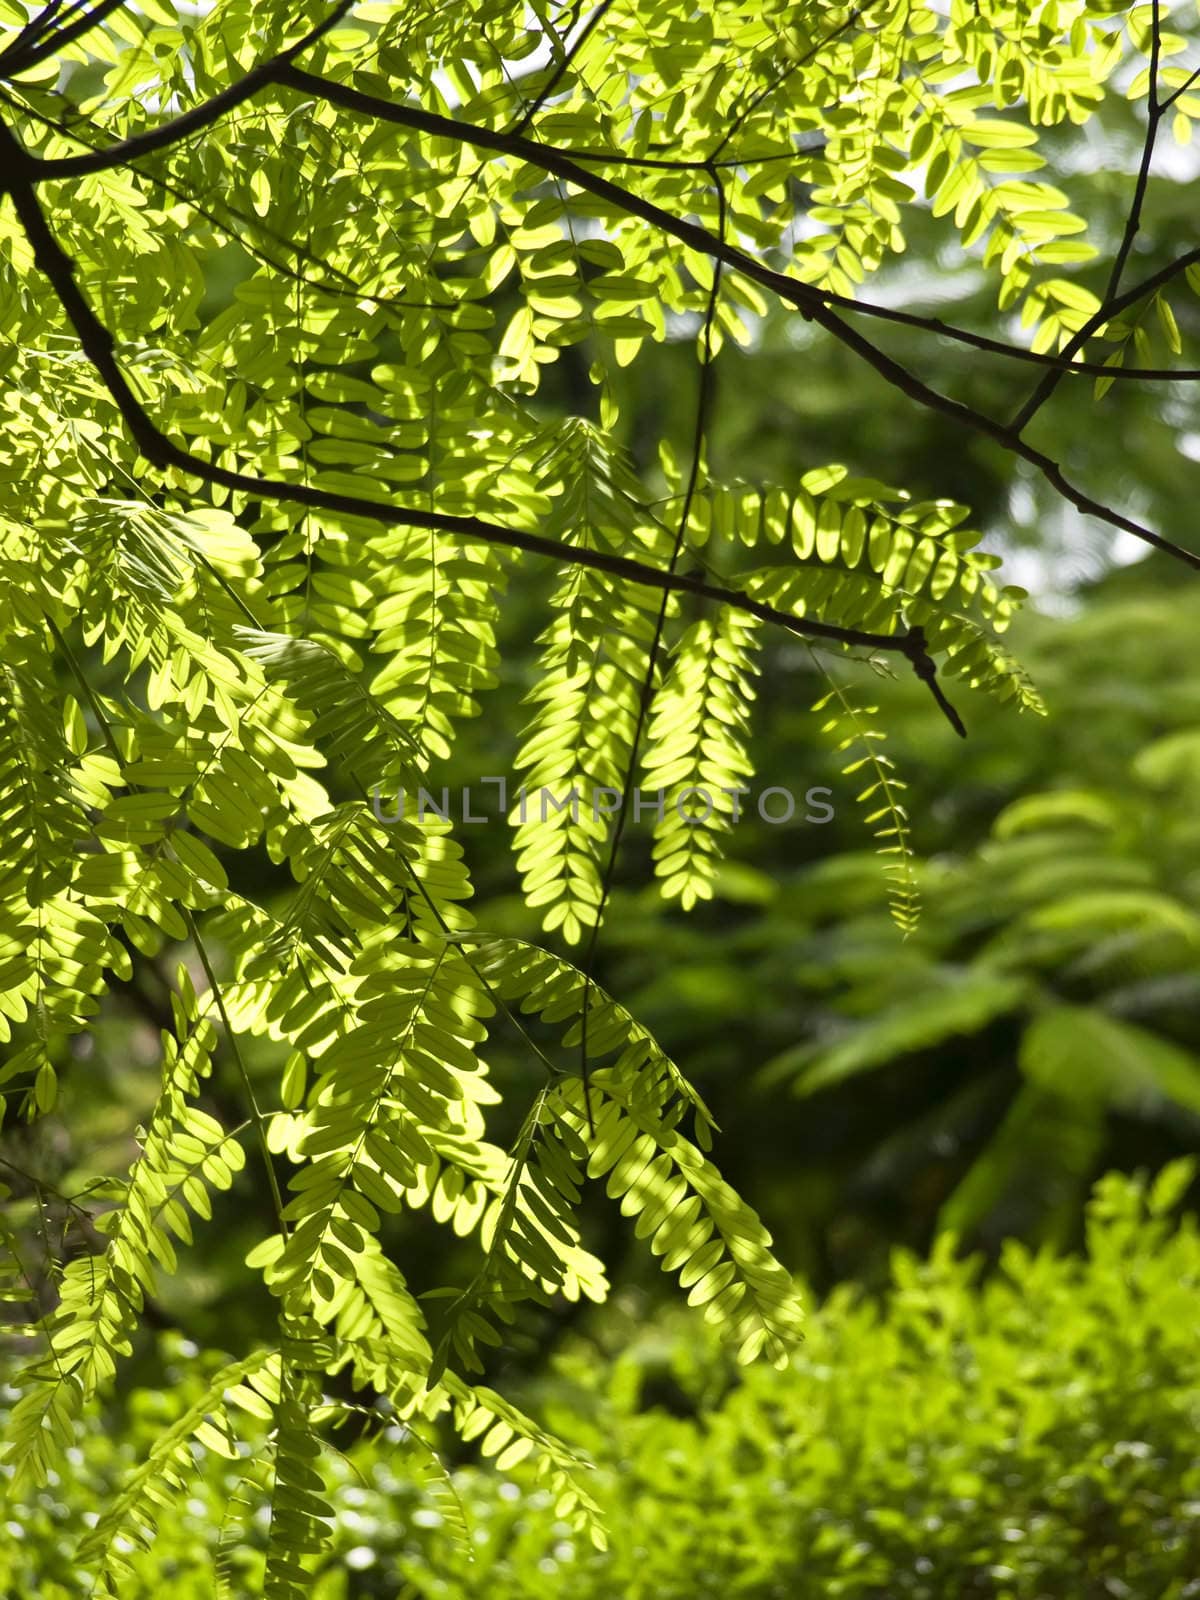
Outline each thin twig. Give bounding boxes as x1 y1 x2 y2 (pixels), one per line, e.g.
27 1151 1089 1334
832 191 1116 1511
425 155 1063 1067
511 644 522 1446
578 165 727 1134
1010 1 1166 433
510 0 614 137
1160 62 1200 113
1105 0 1162 306
708 3 869 163
19 0 351 174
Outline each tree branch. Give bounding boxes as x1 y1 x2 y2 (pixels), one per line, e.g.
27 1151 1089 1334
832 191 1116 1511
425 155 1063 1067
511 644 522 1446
0 0 67 74
1010 2 1168 434
264 67 1200 574
2 85 458 314
16 0 351 174
0 0 127 75
0 114 966 730
24 45 1200 387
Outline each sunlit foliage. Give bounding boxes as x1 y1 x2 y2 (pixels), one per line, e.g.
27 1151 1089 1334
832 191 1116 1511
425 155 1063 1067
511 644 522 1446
2 0 1199 1589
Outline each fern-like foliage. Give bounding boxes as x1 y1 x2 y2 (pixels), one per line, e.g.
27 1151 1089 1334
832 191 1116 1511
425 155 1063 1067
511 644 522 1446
5 970 243 1490
0 634 118 1105
77 1348 278 1590
812 676 921 934
510 423 675 943
1 0 1184 1585
642 607 761 909
686 467 1042 712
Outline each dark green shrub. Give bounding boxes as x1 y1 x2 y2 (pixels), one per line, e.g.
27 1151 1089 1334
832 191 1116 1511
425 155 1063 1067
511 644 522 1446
5 1164 1198 1598
410 1161 1200 1600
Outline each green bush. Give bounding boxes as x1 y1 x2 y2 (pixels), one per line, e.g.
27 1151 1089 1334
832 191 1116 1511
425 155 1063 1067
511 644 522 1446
5 1164 1199 1598
414 1162 1200 1600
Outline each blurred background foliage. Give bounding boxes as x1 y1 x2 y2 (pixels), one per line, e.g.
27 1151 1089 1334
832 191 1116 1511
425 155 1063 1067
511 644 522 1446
7 1165 1200 1597
6 50 1200 1597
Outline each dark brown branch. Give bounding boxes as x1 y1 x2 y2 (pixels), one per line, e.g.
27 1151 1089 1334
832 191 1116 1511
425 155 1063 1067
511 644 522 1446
19 0 351 174
0 0 126 74
21 51 1200 388
265 67 1200 574
1011 3 1168 434
0 115 965 728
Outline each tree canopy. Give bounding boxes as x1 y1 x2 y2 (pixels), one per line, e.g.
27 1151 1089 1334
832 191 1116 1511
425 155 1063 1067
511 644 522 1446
2 1 1200 1594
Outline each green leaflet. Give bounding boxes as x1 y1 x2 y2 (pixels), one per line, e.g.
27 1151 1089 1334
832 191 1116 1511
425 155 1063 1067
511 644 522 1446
811 677 922 933
4 970 244 1491
642 607 761 910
